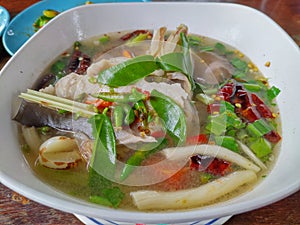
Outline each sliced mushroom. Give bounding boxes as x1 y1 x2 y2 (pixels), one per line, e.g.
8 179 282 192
38 136 81 169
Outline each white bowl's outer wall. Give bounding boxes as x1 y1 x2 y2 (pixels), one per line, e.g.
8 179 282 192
0 2 299 224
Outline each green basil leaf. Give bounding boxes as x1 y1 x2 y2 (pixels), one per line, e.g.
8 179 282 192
88 113 116 178
97 55 159 87
157 52 187 73
150 90 187 145
180 32 196 91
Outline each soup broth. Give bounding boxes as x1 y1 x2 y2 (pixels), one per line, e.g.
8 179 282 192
16 26 281 211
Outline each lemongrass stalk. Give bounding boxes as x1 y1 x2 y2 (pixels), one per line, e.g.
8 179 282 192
131 170 257 210
19 89 96 118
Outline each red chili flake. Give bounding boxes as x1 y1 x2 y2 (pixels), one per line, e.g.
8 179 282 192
234 86 251 109
75 54 91 75
120 30 149 41
68 50 91 75
241 106 261 122
190 155 231 176
264 130 282 144
251 94 274 119
150 130 166 138
217 81 235 102
207 102 221 114
186 134 208 145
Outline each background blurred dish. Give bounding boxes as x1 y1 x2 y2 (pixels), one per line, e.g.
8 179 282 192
0 6 10 37
2 0 149 55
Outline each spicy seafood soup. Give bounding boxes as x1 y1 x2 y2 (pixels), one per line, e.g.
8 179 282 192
14 25 281 211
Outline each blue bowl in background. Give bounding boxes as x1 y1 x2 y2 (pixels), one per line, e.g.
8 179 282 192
0 6 10 37
2 0 149 55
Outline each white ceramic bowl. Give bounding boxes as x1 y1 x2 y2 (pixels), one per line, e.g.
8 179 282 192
1 2 300 224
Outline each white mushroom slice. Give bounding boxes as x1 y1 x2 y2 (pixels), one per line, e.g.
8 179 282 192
38 136 81 169
149 25 188 57
162 24 188 56
162 144 261 173
131 170 257 210
149 27 167 57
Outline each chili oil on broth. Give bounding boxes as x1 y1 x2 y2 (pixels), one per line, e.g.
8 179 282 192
18 29 281 211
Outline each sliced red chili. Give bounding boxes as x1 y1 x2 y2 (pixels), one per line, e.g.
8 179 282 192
251 94 274 119
186 134 208 145
241 106 261 122
190 155 231 176
264 130 281 144
217 81 235 102
207 103 221 114
120 30 149 41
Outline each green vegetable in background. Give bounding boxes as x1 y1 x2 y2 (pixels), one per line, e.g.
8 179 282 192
33 9 59 32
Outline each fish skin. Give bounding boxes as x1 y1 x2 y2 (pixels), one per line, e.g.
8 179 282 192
13 101 93 138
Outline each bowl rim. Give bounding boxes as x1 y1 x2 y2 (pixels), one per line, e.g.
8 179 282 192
1 2 300 224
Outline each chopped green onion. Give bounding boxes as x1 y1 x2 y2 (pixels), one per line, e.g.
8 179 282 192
233 71 246 79
99 35 110 44
267 86 281 101
230 58 248 73
200 173 214 184
214 42 227 55
200 46 214 52
188 35 202 46
246 118 273 137
219 100 235 113
244 83 261 92
127 33 148 45
214 135 239 152
249 137 272 158
206 114 227 136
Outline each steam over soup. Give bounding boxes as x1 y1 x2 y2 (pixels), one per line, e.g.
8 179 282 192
14 25 281 211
